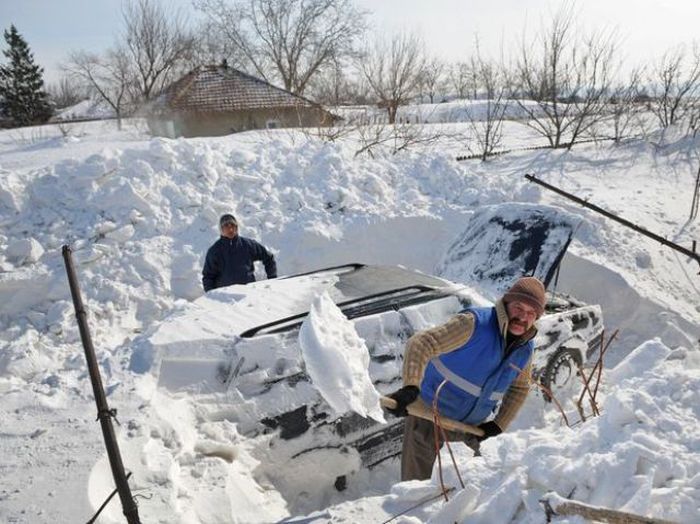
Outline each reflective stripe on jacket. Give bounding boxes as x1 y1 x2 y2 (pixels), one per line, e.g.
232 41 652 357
419 306 534 424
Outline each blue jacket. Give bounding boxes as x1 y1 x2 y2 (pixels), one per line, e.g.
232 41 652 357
420 307 534 424
202 235 277 291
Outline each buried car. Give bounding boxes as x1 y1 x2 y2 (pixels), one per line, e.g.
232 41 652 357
136 203 602 511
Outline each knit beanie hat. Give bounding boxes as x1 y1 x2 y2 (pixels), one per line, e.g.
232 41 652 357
503 276 546 317
219 214 237 227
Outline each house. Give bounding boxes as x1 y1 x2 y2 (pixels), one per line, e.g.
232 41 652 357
146 64 337 138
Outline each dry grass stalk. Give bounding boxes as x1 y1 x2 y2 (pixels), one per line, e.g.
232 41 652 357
510 362 571 428
575 329 619 421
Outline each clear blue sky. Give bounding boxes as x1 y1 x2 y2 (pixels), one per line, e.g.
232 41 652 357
2 0 699 85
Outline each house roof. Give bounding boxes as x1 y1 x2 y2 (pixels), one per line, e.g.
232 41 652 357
153 65 319 113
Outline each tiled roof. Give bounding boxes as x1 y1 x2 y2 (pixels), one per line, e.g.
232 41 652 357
157 66 317 112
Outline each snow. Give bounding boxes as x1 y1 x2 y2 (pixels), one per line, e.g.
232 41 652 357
334 99 546 125
52 98 117 122
0 105 698 524
298 291 385 423
312 340 700 523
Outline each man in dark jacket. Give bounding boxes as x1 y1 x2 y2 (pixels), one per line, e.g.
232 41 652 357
386 276 546 481
202 214 277 292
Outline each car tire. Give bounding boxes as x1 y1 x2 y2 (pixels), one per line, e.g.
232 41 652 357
541 347 583 398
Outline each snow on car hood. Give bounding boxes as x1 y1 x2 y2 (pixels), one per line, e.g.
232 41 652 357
129 273 340 373
436 202 579 298
130 264 481 375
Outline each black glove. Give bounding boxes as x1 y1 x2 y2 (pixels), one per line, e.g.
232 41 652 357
385 385 420 417
476 421 502 442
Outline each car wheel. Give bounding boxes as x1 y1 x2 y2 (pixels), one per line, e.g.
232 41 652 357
541 347 583 397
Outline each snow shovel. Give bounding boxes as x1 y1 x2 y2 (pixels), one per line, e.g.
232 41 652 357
380 396 484 437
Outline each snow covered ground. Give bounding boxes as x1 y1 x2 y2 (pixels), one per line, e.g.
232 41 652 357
0 108 698 523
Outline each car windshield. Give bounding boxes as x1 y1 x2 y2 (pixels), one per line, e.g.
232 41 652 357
326 264 450 301
437 203 576 296
241 264 453 337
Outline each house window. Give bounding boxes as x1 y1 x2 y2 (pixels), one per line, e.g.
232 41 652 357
266 119 280 129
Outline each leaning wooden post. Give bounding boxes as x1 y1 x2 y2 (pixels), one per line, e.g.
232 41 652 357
540 492 678 524
524 174 700 270
62 245 141 524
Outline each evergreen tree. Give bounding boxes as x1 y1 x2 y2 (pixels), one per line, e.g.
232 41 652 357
0 25 52 126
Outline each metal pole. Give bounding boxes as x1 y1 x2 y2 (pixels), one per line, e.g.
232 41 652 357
62 245 141 524
525 174 700 269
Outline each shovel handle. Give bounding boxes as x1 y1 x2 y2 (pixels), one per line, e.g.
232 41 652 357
380 396 484 437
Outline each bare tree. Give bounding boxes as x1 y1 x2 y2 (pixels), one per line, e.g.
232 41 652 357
466 52 510 161
308 59 346 106
195 0 367 95
352 120 444 157
62 0 196 127
511 2 617 149
449 61 478 100
420 58 446 103
307 54 369 105
64 48 134 129
359 31 426 124
648 45 700 129
122 0 196 101
565 30 618 146
188 19 247 71
688 99 700 137
607 67 646 142
47 76 84 110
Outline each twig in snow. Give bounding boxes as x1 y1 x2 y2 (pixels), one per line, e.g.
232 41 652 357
540 491 679 524
510 363 570 428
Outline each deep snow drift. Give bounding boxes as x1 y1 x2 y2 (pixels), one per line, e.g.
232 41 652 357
0 113 698 523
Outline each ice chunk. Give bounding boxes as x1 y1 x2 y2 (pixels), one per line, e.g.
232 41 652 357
298 291 385 423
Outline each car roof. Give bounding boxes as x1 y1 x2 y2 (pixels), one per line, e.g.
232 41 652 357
303 263 450 300
146 263 460 350
241 264 454 337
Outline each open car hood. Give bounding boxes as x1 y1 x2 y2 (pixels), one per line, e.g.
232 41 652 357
436 203 579 297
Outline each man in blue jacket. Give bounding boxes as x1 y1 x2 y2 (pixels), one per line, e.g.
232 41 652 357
202 214 277 292
386 276 546 480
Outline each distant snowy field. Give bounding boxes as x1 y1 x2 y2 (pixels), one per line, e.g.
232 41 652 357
334 98 547 125
0 108 698 523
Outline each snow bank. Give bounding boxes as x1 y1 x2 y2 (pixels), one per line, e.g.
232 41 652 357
313 340 700 523
0 130 492 389
52 98 116 121
1 109 698 523
334 99 547 124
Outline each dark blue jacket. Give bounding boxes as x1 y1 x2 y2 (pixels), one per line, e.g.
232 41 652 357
420 307 534 424
202 235 277 291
